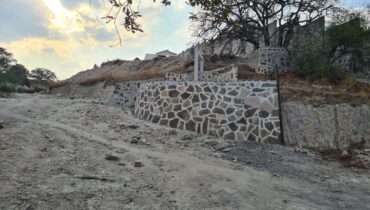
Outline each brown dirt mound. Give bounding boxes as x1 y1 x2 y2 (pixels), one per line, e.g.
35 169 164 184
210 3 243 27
279 73 370 105
50 55 247 90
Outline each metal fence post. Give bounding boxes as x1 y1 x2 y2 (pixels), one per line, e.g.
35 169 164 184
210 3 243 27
275 65 285 145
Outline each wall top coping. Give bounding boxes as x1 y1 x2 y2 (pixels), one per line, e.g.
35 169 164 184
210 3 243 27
140 80 277 86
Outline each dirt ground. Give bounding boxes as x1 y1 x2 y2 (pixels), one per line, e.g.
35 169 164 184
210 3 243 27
1 94 370 210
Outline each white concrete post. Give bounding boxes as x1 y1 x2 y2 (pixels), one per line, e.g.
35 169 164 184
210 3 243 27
231 64 237 80
194 45 199 81
199 53 204 81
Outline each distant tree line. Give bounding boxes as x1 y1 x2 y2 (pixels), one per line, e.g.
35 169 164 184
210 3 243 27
0 47 57 93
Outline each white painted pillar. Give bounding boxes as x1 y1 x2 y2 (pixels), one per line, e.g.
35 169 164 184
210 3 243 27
199 53 204 81
194 45 199 81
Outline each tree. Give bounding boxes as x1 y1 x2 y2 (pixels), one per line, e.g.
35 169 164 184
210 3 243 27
325 8 370 71
189 0 338 51
0 64 29 86
100 0 338 49
30 68 57 82
0 47 16 73
289 8 370 83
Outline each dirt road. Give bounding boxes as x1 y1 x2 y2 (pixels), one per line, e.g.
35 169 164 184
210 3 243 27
1 94 369 210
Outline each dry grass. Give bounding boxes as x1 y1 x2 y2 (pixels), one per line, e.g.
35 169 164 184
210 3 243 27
279 72 370 105
75 64 185 87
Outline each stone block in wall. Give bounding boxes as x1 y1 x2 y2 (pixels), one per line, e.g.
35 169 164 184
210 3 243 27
110 79 162 107
165 72 194 82
165 65 239 82
257 47 289 74
135 81 281 143
201 65 239 82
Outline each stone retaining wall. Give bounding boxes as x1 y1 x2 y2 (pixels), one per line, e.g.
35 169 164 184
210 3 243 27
135 81 281 143
165 65 238 82
202 65 238 82
257 47 290 74
165 73 193 82
282 102 370 149
111 79 161 107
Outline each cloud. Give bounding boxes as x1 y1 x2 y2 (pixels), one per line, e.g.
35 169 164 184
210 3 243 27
1 37 80 59
0 36 100 79
60 0 85 9
0 0 194 79
42 47 55 54
0 0 50 42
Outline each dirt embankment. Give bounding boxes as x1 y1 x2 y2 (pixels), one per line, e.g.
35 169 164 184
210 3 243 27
279 73 370 106
278 74 370 154
50 55 246 89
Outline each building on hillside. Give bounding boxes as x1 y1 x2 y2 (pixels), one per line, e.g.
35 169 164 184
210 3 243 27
144 49 177 60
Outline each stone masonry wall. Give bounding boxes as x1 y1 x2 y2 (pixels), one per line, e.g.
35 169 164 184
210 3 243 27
165 65 238 82
165 73 193 82
111 79 161 107
135 81 281 143
257 47 290 74
202 65 238 82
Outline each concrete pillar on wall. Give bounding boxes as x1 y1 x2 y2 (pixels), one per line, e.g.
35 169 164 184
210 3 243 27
194 45 199 81
193 44 205 81
231 64 238 80
199 52 204 80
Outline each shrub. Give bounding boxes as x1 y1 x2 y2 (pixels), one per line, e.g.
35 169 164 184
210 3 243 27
289 41 348 84
326 66 347 84
289 13 369 84
0 83 16 93
0 122 3 129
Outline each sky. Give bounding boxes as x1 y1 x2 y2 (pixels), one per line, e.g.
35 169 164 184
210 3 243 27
0 0 368 80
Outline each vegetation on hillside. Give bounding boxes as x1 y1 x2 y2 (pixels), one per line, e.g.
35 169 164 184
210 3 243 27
289 9 370 84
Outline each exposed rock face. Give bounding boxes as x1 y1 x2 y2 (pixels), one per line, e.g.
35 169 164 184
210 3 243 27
282 102 370 149
50 82 114 101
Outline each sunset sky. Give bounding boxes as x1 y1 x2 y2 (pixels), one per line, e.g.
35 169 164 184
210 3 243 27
0 0 368 79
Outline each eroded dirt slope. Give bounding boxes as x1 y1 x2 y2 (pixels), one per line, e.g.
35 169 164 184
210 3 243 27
0 94 369 209
279 74 370 105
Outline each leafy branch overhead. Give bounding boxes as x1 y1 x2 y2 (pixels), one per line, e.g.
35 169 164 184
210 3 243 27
99 0 341 49
98 0 219 45
191 0 339 51
98 0 172 46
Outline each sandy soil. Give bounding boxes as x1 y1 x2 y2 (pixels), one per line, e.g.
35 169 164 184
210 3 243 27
0 94 370 210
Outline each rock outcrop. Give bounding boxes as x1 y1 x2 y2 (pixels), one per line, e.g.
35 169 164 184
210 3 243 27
282 102 370 149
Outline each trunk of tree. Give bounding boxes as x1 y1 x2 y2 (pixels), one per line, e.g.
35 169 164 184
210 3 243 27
283 28 294 48
263 29 270 46
277 29 284 47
